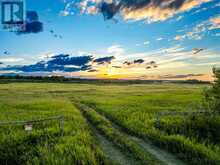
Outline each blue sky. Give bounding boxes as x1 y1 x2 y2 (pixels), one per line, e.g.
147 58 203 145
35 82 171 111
0 0 220 80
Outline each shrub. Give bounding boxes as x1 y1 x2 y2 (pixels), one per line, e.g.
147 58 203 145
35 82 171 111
204 67 220 113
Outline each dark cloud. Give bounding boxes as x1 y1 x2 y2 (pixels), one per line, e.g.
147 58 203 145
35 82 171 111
123 61 132 65
145 61 158 69
49 29 63 39
160 74 204 79
100 2 120 20
134 59 144 64
93 56 115 64
123 59 158 69
88 69 99 72
0 62 3 65
96 0 207 22
124 58 145 66
2 54 93 73
112 66 122 68
51 54 69 59
3 51 10 55
149 61 156 65
192 48 204 54
48 54 92 66
26 11 39 22
16 11 43 34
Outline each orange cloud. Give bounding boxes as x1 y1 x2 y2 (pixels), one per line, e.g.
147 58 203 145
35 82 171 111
209 16 220 30
121 0 211 22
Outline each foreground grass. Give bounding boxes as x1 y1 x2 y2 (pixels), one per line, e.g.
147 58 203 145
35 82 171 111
0 82 220 164
0 87 109 164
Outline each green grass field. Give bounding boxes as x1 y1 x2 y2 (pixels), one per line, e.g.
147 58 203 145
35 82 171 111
0 82 219 165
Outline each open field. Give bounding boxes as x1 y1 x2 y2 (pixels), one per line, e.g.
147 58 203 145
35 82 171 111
0 82 219 165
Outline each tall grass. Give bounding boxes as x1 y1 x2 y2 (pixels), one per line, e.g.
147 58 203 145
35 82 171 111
1 82 219 164
0 89 109 164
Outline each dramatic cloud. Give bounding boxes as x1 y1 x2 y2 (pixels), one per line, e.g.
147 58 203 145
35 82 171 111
49 54 92 66
76 0 211 22
122 0 211 22
93 56 115 64
2 54 93 72
16 11 43 34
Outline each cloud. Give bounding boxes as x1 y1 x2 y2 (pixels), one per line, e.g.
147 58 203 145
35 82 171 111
112 66 122 68
16 11 43 34
0 58 24 63
176 15 183 21
123 59 158 69
123 61 132 65
159 74 205 79
174 22 207 41
59 10 70 16
2 54 93 73
48 54 92 66
209 16 220 30
215 33 220 37
143 41 150 45
65 0 211 23
88 69 99 72
92 0 211 22
39 52 56 60
93 56 115 64
107 45 124 55
156 37 163 41
174 15 220 41
174 35 186 41
134 59 144 64
216 2 220 7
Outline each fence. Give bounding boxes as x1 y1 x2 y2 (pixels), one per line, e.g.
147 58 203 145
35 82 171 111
0 116 64 136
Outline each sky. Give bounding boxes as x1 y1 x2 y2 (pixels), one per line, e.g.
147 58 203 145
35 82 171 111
0 0 220 80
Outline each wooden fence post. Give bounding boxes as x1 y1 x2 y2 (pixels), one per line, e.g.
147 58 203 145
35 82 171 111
59 116 64 137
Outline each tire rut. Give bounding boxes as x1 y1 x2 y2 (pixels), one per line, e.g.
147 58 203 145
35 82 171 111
74 101 142 165
91 125 141 165
89 106 186 165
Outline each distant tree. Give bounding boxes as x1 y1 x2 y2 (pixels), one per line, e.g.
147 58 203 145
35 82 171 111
204 67 220 113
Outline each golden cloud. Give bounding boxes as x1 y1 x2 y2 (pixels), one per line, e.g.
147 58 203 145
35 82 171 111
121 0 212 22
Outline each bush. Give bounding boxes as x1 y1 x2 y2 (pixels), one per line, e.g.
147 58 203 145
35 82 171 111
204 67 220 113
